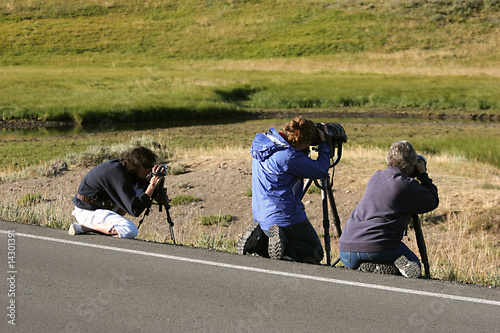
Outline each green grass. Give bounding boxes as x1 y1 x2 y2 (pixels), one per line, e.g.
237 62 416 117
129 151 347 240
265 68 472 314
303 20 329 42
192 231 236 251
1 118 499 178
2 66 497 124
1 62 499 124
198 214 233 227
334 119 500 168
170 194 200 206
243 187 252 198
2 0 499 62
0 0 499 123
17 192 42 206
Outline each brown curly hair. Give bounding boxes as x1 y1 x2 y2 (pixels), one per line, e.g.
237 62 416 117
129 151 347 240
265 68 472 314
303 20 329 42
122 147 158 173
282 116 318 148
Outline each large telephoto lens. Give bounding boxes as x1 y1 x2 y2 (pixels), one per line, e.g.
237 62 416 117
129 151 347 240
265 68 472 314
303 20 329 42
313 122 347 158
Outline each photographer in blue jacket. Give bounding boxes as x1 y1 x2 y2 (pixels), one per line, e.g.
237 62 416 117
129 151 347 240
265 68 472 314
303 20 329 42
338 140 439 278
238 116 330 264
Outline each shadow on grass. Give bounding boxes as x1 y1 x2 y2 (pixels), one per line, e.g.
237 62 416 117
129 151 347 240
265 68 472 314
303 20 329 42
214 86 263 103
79 105 255 124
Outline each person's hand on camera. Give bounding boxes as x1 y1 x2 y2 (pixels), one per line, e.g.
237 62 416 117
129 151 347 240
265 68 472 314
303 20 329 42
317 123 327 142
146 165 165 198
415 158 427 175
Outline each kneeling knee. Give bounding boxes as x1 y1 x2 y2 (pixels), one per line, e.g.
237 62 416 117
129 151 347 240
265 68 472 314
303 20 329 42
119 227 138 239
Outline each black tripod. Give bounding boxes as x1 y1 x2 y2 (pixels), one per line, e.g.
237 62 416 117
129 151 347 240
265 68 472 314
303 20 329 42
412 213 431 278
138 178 176 244
303 122 347 267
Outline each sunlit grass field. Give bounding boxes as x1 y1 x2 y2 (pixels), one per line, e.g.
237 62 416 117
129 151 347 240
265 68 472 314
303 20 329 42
1 0 499 123
1 61 499 124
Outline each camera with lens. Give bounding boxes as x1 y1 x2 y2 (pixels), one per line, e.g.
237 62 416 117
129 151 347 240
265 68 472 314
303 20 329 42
149 165 168 178
311 122 348 159
146 165 168 205
411 155 426 178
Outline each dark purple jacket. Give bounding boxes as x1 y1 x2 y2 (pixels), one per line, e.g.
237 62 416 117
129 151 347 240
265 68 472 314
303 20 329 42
339 166 439 253
72 159 151 217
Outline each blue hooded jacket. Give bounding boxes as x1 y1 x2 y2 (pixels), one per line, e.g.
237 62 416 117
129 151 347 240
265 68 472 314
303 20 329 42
250 128 330 231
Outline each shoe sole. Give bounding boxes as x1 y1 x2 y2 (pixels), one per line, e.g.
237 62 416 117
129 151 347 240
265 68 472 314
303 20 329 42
236 222 261 255
359 262 400 275
268 225 285 260
68 223 82 235
394 256 422 278
68 223 77 235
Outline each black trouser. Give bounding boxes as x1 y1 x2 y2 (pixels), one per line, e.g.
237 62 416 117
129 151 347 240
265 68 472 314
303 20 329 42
253 220 324 264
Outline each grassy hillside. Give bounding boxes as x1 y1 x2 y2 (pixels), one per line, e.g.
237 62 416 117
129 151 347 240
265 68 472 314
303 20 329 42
0 0 499 122
2 0 499 63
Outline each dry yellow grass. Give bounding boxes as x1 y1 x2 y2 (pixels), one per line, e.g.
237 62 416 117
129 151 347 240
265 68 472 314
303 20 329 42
181 54 500 77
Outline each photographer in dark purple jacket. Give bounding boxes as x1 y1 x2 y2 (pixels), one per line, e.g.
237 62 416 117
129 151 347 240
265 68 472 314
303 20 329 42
339 141 439 278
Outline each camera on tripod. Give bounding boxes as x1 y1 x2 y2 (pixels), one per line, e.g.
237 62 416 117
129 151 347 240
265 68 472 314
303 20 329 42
302 122 347 266
139 164 176 244
145 165 168 204
311 122 347 167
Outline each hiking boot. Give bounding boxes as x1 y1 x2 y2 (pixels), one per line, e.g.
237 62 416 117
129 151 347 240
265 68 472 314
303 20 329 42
68 222 83 235
359 262 400 275
394 255 422 278
237 222 262 255
268 225 285 260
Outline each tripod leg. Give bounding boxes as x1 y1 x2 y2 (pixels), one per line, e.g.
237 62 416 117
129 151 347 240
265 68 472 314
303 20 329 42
302 178 313 199
164 203 176 245
413 214 430 278
321 178 331 266
326 184 342 238
325 178 343 267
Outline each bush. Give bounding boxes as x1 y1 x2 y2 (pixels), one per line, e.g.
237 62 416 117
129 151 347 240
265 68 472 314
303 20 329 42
198 214 233 226
17 192 42 206
170 194 200 206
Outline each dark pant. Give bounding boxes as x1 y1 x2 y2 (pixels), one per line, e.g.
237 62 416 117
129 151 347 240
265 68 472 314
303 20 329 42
254 220 324 264
339 242 421 270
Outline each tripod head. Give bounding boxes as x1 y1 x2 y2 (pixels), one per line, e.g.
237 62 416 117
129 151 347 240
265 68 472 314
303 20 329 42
312 122 347 168
139 173 176 244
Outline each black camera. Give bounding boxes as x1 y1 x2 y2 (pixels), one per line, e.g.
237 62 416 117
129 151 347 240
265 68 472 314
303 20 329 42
411 155 427 178
150 165 168 177
312 122 347 159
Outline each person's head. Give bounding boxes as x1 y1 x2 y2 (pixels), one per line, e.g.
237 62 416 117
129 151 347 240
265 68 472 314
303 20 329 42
122 147 158 179
386 140 418 175
282 116 318 150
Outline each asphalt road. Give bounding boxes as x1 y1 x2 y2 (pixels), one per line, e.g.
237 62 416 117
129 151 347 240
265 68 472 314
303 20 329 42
1 220 499 333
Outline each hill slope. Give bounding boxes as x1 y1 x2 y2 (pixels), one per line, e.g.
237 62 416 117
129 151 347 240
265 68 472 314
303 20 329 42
1 0 499 64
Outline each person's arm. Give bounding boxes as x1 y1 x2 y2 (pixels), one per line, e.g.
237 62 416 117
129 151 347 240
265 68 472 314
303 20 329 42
409 159 439 213
102 165 164 217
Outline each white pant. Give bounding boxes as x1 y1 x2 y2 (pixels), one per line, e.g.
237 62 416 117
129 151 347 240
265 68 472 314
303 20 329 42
72 206 138 239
